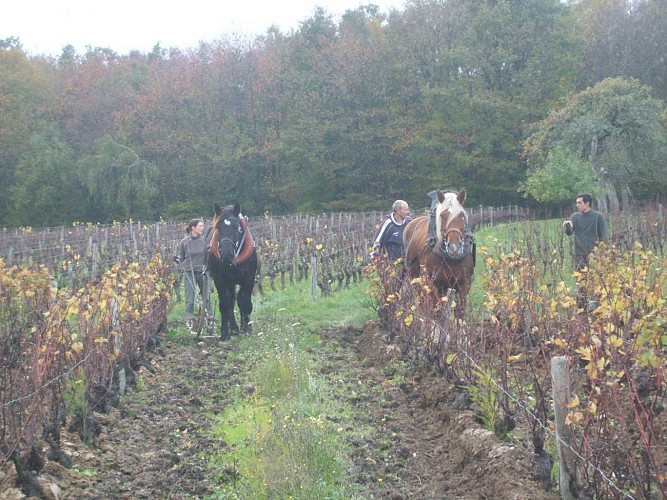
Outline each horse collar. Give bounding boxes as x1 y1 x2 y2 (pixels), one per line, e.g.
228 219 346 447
208 216 255 265
208 228 221 260
233 217 255 264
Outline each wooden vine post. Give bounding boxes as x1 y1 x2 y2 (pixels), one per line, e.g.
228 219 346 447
310 255 318 299
551 356 579 499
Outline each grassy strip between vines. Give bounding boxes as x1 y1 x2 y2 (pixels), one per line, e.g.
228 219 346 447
179 283 378 498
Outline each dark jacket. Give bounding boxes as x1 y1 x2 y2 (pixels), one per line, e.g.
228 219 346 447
565 210 606 258
372 214 412 262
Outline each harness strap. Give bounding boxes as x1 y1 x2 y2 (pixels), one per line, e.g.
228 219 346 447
208 228 221 260
232 217 255 265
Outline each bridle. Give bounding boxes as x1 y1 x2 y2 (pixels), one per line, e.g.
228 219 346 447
209 216 247 264
438 210 474 264
442 225 464 253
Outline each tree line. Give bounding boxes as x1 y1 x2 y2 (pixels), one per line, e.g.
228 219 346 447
1 0 666 227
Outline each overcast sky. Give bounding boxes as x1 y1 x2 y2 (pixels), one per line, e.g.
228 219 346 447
2 0 407 57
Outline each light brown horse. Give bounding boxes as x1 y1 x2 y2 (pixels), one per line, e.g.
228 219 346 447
403 188 476 319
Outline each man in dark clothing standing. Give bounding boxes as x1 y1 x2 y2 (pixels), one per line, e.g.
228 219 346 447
371 200 411 263
563 193 607 271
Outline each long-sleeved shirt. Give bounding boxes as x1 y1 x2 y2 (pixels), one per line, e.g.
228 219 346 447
565 210 606 257
372 214 411 262
175 234 207 273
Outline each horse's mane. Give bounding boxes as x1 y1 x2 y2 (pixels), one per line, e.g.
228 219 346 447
435 192 466 242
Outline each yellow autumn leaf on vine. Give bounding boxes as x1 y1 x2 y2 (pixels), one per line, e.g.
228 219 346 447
71 342 83 353
404 314 414 327
576 346 591 360
66 306 79 319
316 244 323 250
566 394 580 409
608 335 623 348
565 411 584 425
553 338 566 348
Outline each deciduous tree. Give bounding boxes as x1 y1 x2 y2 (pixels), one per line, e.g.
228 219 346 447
523 77 667 211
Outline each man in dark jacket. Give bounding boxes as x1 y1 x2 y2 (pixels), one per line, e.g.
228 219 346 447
371 200 411 263
563 193 607 271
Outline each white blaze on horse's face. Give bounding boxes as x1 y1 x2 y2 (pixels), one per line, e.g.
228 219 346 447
217 216 242 263
435 192 467 258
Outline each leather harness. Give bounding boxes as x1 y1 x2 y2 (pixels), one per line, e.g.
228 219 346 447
208 217 255 265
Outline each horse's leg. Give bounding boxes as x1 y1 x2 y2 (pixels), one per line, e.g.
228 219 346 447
214 277 232 341
453 268 473 320
228 285 240 334
219 292 231 340
454 289 466 320
237 280 254 333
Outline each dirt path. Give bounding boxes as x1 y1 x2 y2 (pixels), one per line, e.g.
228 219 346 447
2 321 557 499
317 323 556 499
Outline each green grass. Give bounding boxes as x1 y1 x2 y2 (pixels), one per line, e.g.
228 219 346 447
202 292 367 499
253 280 376 330
152 278 379 498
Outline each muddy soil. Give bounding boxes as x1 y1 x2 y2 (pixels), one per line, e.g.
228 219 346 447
1 321 557 499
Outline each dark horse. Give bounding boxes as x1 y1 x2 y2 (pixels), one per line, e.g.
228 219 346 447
207 202 258 340
403 189 476 319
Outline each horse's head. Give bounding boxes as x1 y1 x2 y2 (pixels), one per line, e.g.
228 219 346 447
211 202 244 265
435 188 469 260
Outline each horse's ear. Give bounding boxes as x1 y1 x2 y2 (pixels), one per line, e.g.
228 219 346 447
233 202 241 216
215 203 222 216
457 188 467 205
436 190 446 203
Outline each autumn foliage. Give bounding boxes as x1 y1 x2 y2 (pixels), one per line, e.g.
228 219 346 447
372 208 666 497
0 255 171 475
